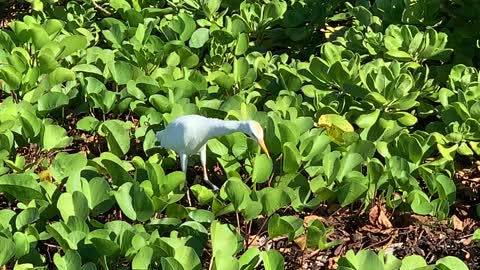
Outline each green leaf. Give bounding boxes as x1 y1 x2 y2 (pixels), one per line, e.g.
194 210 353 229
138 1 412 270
114 182 154 222
260 187 291 216
211 30 235 44
306 219 341 250
177 13 196 42
50 153 87 182
189 28 209 48
42 124 72 150
473 229 480 241
44 19 64 35
54 250 82 270
214 254 239 270
435 174 456 203
15 208 39 230
71 64 102 75
37 92 69 112
109 0 131 10
401 255 427 270
436 256 468 270
39 53 58 74
111 61 134 85
336 177 368 207
29 25 50 49
0 173 44 202
211 221 242 258
252 154 272 183
85 177 114 216
174 246 202 270
338 250 384 270
191 184 215 205
132 246 153 270
261 249 284 270
188 209 214 225
337 153 363 182
235 33 249 55
100 120 131 157
267 214 303 241
57 191 89 221
408 190 432 215
355 109 380 128
48 67 75 86
224 178 251 211
161 257 184 270
102 158 133 185
283 142 301 173
0 65 21 89
13 231 30 259
239 247 261 270
76 116 100 132
0 236 15 266
166 52 180 67
58 35 88 58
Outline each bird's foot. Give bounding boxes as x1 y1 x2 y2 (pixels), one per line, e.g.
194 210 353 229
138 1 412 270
204 178 219 192
185 187 192 207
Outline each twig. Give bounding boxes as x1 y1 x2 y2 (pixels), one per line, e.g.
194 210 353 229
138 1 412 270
236 211 241 233
245 217 269 248
92 0 111 15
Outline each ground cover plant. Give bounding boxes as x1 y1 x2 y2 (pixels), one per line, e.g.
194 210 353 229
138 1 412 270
0 0 480 269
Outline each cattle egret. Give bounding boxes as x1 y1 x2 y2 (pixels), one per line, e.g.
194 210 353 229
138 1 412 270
156 115 270 191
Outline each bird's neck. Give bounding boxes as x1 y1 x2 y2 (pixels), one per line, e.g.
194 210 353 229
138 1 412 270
208 119 248 138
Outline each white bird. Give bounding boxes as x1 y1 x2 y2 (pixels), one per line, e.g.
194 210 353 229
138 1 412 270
156 115 270 191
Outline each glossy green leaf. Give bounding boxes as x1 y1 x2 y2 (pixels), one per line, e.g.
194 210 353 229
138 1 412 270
252 154 272 183
261 249 284 270
189 28 209 48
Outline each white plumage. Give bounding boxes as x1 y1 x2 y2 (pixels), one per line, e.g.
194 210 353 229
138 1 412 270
156 115 270 191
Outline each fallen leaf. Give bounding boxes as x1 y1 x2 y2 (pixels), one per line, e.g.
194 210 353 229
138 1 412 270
327 256 339 269
377 207 393 229
462 236 472 246
369 205 392 229
294 234 307 250
304 215 325 226
452 215 464 231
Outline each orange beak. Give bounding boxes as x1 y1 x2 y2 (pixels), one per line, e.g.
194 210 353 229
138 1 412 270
258 139 271 159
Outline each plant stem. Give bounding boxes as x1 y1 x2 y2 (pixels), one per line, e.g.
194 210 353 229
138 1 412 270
245 216 269 248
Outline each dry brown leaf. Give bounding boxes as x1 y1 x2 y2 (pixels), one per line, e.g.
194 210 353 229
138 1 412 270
369 205 392 229
294 235 307 250
369 205 380 224
377 207 393 229
304 215 325 226
327 256 339 269
452 215 464 231
462 236 473 246
359 225 394 235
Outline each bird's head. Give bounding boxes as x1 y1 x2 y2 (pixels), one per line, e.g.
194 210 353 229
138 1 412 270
245 121 270 159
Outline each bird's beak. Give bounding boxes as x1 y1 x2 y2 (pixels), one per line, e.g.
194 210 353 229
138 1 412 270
258 139 271 159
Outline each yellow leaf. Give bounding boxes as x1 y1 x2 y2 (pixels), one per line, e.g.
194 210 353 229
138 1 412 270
39 169 52 182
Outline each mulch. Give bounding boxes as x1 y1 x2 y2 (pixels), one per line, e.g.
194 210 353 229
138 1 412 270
267 208 480 270
0 1 30 29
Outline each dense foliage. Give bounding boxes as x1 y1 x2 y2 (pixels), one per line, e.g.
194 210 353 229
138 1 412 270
0 0 479 269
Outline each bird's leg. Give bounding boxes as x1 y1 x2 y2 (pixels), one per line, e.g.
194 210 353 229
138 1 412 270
200 145 219 191
180 153 192 206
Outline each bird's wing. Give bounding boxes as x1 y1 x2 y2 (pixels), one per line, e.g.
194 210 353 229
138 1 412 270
156 130 164 145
